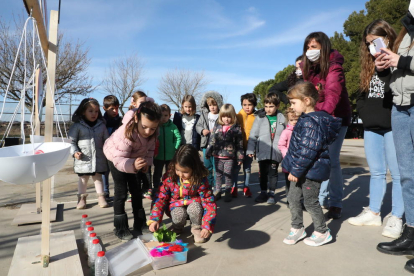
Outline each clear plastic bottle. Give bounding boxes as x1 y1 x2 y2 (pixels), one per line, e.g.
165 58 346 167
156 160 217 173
95 251 108 276
85 232 97 253
84 226 94 243
88 239 102 268
82 221 92 241
80 214 88 231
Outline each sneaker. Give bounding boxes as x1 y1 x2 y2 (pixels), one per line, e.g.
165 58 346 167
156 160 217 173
224 189 232 202
143 189 152 200
283 227 306 245
243 187 252 198
382 215 403 239
327 206 342 219
126 193 132 202
214 191 222 201
255 192 268 203
304 230 332 247
231 186 238 198
267 195 275 205
348 207 381 226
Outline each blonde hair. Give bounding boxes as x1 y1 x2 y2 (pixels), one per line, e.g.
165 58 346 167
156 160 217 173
285 107 298 120
180 95 197 116
218 104 237 126
287 82 319 107
129 91 147 110
206 97 217 106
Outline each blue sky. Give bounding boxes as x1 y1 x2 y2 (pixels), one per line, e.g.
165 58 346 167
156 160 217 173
2 0 367 113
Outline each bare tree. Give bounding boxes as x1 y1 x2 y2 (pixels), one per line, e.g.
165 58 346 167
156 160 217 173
102 53 145 115
0 18 94 111
157 68 209 109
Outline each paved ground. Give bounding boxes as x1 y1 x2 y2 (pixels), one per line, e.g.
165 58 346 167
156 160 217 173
0 139 410 276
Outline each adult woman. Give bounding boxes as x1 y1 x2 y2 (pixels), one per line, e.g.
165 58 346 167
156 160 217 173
301 32 351 219
348 19 403 239
375 11 414 273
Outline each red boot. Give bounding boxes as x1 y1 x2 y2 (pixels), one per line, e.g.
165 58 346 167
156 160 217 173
243 187 252 198
231 186 238 198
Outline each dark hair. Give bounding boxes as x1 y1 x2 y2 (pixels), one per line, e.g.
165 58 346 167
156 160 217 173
302 32 332 80
124 101 162 142
360 19 397 92
103 95 120 109
240 93 257 107
295 55 303 62
180 95 197 116
168 144 208 193
160 103 171 114
264 92 280 106
287 82 319 107
72 98 102 122
129 91 147 110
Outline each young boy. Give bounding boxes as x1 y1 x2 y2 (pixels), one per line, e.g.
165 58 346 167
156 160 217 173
246 92 286 204
232 93 257 198
196 91 223 189
102 95 122 199
153 104 181 190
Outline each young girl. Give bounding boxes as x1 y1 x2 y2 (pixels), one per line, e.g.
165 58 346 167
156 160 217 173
104 101 162 240
282 82 341 247
278 108 298 203
173 95 201 150
206 104 244 202
148 145 216 243
69 98 109 209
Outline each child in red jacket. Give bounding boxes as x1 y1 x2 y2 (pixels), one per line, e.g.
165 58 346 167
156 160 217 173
148 144 217 243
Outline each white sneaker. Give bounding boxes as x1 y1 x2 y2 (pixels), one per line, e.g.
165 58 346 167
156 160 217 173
382 215 403 239
348 207 381 226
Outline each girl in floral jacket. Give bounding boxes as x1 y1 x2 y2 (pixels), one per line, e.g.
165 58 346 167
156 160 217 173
148 144 217 243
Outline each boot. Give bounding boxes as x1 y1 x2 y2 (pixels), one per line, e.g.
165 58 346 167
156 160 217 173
97 193 109 208
114 214 133 240
231 186 238 198
133 208 147 235
405 258 414 274
377 225 414 255
76 193 88 209
243 187 252 198
224 189 232 202
191 226 206 243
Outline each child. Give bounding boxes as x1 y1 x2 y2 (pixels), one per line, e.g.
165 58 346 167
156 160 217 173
233 93 257 198
246 92 286 204
102 95 122 199
282 82 341 246
104 101 162 240
148 144 216 243
129 91 155 199
206 104 243 202
69 98 109 209
278 108 298 203
173 95 201 150
153 104 182 192
196 91 223 190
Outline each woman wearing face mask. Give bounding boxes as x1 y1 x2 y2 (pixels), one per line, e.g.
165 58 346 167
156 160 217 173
349 19 403 239
268 55 304 104
301 32 351 220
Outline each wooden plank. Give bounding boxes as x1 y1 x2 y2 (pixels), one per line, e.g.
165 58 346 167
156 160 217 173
8 230 83 276
34 68 41 212
22 0 49 58
11 202 57 226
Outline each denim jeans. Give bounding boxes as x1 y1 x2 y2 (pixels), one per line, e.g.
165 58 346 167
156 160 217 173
364 129 403 218
202 148 215 188
319 126 347 208
392 104 414 226
102 170 110 195
232 154 253 187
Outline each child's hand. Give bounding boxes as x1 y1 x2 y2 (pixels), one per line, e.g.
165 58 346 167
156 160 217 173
74 152 82 160
141 165 148 173
202 129 210 136
200 229 211 239
288 173 298 183
134 158 147 171
248 154 254 158
149 221 159 232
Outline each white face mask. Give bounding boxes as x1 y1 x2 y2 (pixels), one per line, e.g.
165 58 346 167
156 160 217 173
306 49 320 62
295 69 302 77
368 44 377 56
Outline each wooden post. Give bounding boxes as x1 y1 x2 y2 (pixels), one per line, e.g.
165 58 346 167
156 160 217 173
41 10 58 268
34 68 41 214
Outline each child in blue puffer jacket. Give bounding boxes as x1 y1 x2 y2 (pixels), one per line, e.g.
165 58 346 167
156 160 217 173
282 82 341 247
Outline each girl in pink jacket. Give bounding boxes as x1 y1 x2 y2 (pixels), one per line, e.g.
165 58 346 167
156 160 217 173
278 108 298 203
104 101 162 240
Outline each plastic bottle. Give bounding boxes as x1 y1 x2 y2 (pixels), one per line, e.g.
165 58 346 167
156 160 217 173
84 226 94 243
95 251 108 276
85 232 97 253
82 221 92 240
88 239 102 268
80 214 88 231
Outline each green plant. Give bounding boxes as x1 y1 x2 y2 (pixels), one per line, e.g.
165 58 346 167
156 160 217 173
154 224 177 242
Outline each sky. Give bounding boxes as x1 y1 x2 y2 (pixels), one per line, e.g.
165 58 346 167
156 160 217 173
1 0 368 115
